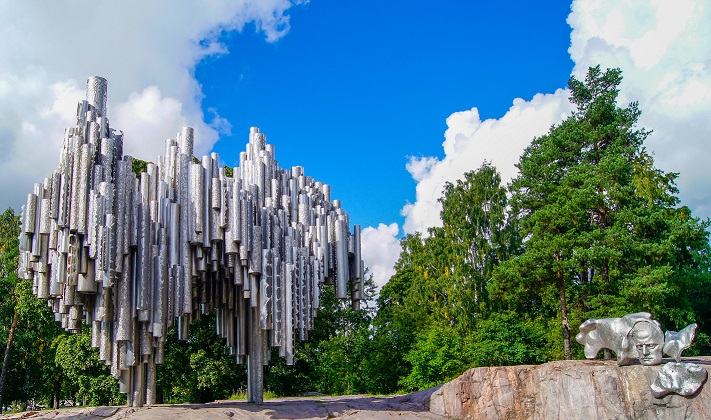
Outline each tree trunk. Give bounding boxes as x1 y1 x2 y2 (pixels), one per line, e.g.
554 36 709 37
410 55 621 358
558 268 571 360
0 310 19 410
598 203 610 360
601 262 609 284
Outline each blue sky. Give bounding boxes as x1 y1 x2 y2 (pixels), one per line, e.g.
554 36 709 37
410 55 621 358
1 0 710 289
203 1 573 229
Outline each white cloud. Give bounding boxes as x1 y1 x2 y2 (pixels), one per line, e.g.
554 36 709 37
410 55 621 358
568 0 711 219
0 72 84 190
0 0 304 211
402 92 573 234
113 87 189 161
365 0 711 293
402 0 711 237
361 223 401 292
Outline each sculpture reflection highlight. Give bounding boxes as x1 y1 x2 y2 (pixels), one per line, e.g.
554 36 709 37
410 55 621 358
663 323 697 363
575 312 661 366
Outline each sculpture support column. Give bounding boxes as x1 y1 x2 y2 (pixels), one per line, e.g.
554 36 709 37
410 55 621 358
247 305 264 404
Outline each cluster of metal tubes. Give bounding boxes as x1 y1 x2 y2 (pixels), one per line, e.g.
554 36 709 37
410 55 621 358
17 76 363 406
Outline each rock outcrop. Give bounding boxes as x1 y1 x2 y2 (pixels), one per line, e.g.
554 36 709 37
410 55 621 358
429 356 711 419
5 358 710 419
0 394 441 420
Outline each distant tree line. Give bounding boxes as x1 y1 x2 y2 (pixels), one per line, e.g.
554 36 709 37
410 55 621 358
0 66 709 409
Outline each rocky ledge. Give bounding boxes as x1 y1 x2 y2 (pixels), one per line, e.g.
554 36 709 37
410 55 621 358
0 393 441 420
429 356 711 419
4 357 710 419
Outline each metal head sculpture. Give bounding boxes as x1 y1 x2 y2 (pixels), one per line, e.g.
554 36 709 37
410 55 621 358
17 77 364 406
577 313 697 367
624 319 664 366
576 312 660 366
577 313 706 398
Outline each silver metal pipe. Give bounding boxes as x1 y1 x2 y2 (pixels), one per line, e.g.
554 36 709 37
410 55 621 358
335 219 348 299
18 77 363 406
353 225 363 300
86 76 108 118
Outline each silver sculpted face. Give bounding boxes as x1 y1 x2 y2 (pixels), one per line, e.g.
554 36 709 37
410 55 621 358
626 320 664 366
577 313 698 366
577 313 706 399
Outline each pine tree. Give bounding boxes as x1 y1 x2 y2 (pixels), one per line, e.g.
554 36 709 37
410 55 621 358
493 66 711 359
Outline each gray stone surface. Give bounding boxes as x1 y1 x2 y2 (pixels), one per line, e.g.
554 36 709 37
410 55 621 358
429 356 711 419
0 393 442 420
5 357 711 419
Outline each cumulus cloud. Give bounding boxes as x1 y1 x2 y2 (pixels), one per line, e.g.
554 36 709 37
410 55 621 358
402 93 573 233
113 87 188 160
364 0 711 292
0 73 84 190
568 0 711 218
0 0 304 211
361 223 401 292
403 0 711 235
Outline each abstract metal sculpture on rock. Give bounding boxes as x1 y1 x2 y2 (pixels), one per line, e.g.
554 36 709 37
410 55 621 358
576 312 665 366
17 76 364 406
577 312 706 398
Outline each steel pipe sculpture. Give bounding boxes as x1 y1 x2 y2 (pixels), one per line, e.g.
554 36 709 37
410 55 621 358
17 76 364 406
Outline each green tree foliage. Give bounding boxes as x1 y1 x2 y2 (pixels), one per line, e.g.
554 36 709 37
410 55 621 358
0 209 69 409
131 158 149 176
398 324 468 391
0 208 20 409
265 275 377 396
370 233 428 392
53 329 121 406
9 276 67 408
467 312 551 367
492 66 711 359
375 66 710 392
373 164 519 391
157 313 246 403
427 163 517 330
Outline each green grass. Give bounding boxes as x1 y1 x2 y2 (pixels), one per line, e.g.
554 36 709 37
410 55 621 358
228 390 278 401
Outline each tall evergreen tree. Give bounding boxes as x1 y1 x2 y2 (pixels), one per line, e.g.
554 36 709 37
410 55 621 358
492 66 711 359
